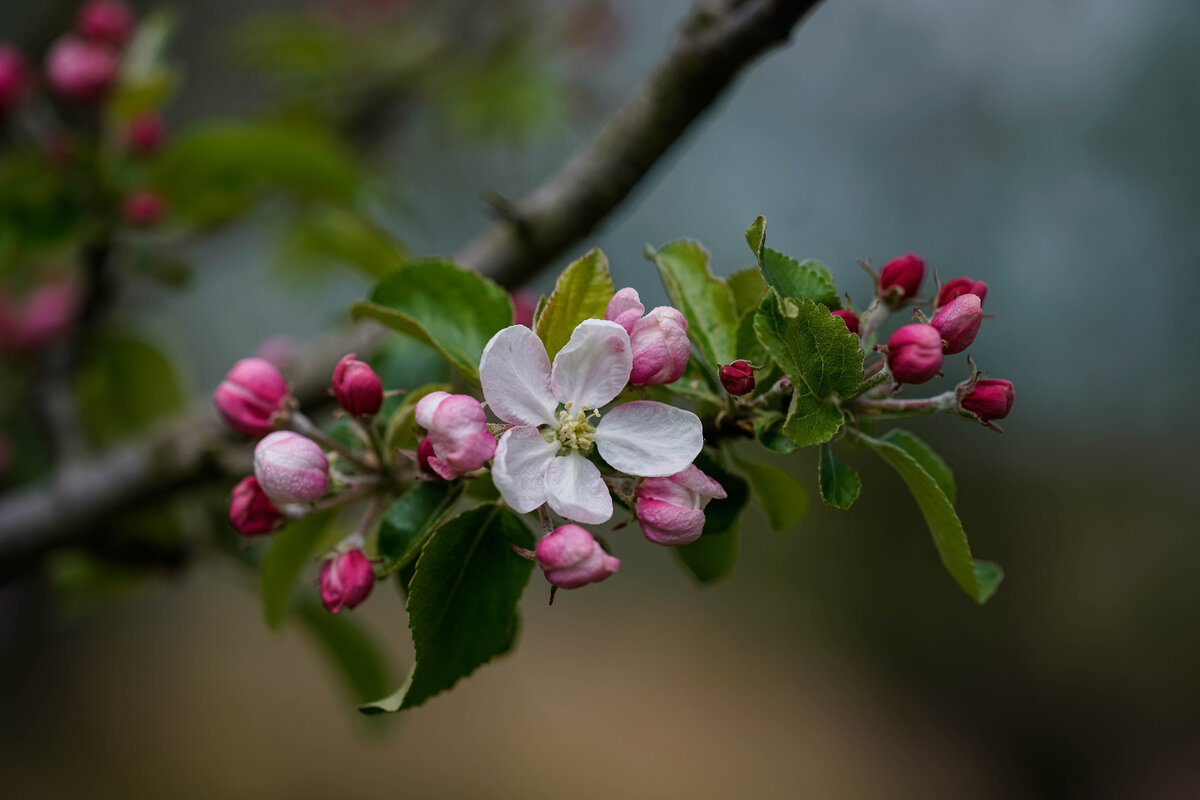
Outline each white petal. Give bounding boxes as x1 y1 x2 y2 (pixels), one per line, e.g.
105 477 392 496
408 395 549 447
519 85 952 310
544 452 613 524
594 401 703 477
550 319 632 409
479 326 557 426
414 391 449 430
491 426 557 513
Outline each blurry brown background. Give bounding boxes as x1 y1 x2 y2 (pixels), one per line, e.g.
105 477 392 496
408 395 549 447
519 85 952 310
2 0 1199 797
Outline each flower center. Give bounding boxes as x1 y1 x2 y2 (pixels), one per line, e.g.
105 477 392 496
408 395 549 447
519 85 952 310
554 404 597 454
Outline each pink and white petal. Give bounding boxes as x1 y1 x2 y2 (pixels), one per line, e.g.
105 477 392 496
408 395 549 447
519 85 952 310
636 497 706 546
491 426 557 513
667 464 727 501
594 401 703 477
414 391 450 430
550 319 632 409
544 452 613 524
479 326 557 426
605 287 644 334
638 475 699 509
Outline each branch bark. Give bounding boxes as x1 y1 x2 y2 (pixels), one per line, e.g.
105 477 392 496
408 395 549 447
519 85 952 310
0 0 824 567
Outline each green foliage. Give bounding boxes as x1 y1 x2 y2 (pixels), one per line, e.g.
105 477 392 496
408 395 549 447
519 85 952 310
77 333 184 446
753 292 863 447
732 455 809 531
818 443 861 509
362 504 535 713
283 207 409 280
651 240 739 371
744 215 767 263
110 10 180 120
759 249 841 310
376 482 460 573
352 259 513 384
262 511 334 629
297 600 392 705
0 152 87 271
877 428 956 505
857 431 1001 604
729 267 767 317
535 248 614 359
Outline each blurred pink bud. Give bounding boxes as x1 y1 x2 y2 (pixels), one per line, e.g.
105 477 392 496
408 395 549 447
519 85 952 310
511 290 539 328
887 324 943 384
535 524 619 589
629 306 690 386
253 431 329 505
331 353 383 418
320 548 375 614
228 476 282 536
254 334 297 370
125 114 164 155
0 280 79 352
719 360 755 396
634 464 727 546
961 379 1014 422
930 293 982 355
878 253 926 304
76 0 137 47
415 391 496 479
45 36 119 101
0 45 30 116
832 309 860 335
214 357 290 436
605 287 645 334
935 277 988 310
123 191 165 226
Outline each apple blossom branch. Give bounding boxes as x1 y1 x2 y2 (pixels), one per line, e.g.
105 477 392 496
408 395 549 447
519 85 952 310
0 0 825 568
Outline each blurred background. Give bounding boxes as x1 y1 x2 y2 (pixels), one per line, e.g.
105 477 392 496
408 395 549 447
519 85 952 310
2 0 1199 797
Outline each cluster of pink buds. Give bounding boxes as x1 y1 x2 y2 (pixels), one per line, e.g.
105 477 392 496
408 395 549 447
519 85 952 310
45 1 136 102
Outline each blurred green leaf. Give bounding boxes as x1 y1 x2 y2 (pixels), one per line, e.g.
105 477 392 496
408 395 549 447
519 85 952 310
760 249 840 310
675 524 738 585
535 247 614 360
351 259 513 384
297 599 392 704
733 454 809 531
77 333 184 446
818 443 861 509
262 510 334 629
283 206 408 280
753 411 797 454
879 428 956 505
376 481 460 572
729 266 766 316
651 240 739 371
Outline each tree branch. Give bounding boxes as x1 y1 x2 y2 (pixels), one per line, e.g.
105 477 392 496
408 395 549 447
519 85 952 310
0 0 825 568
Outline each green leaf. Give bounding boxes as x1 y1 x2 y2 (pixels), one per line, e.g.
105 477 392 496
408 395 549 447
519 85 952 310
732 455 809 531
364 504 535 712
675 525 738 585
384 382 451 453
283 207 408 280
736 308 768 367
857 432 999 604
262 511 334 629
753 412 797 454
879 429 956 505
744 215 767 262
376 482 460 572
651 240 739 369
753 291 863 447
729 267 767 316
534 248 614 359
77 333 184 446
818 443 861 509
352 259 513 384
760 249 840 309
297 600 391 704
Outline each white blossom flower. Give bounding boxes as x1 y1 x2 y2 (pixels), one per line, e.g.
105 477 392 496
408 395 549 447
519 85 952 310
480 320 703 524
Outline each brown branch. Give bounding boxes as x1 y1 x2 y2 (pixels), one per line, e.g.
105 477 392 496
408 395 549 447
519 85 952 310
0 0 824 568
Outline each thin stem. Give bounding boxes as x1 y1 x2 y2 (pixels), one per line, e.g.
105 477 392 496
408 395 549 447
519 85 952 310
358 419 393 480
303 484 373 514
288 411 373 473
846 390 958 420
857 297 888 349
851 363 892 398
538 505 554 535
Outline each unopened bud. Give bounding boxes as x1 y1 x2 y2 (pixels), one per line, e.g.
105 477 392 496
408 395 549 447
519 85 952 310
511 290 539 328
634 465 727 546
0 45 30 116
417 435 437 476
629 306 690 386
719 360 756 396
0 280 79 353
320 547 375 614
832 309 860 335
214 357 290 436
76 0 137 48
253 431 329 505
935 277 988 310
228 476 282 536
878 253 926 305
125 114 164 155
605 287 645 334
929 293 982 354
887 323 943 384
331 353 383 417
536 524 620 589
123 191 165 226
961 379 1014 422
415 391 496 478
45 36 119 101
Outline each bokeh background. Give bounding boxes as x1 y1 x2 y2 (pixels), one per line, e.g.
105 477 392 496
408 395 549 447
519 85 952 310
3 0 1199 797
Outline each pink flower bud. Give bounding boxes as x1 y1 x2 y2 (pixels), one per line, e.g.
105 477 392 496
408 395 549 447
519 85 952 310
214 357 290 436
961 379 1014 421
535 524 619 589
125 114 164 155
417 435 437 476
878 253 926 303
635 465 727 546
76 0 137 47
511 290 539 328
832 309 860 335
887 324 943 384
415 391 496 479
629 306 690 386
228 476 282 536
719 360 755 396
0 280 79 353
935 277 988 310
45 36 119 101
0 45 30 116
253 431 329 505
123 191 165 226
929 293 982 355
320 547 375 614
331 353 383 418
605 287 645 334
